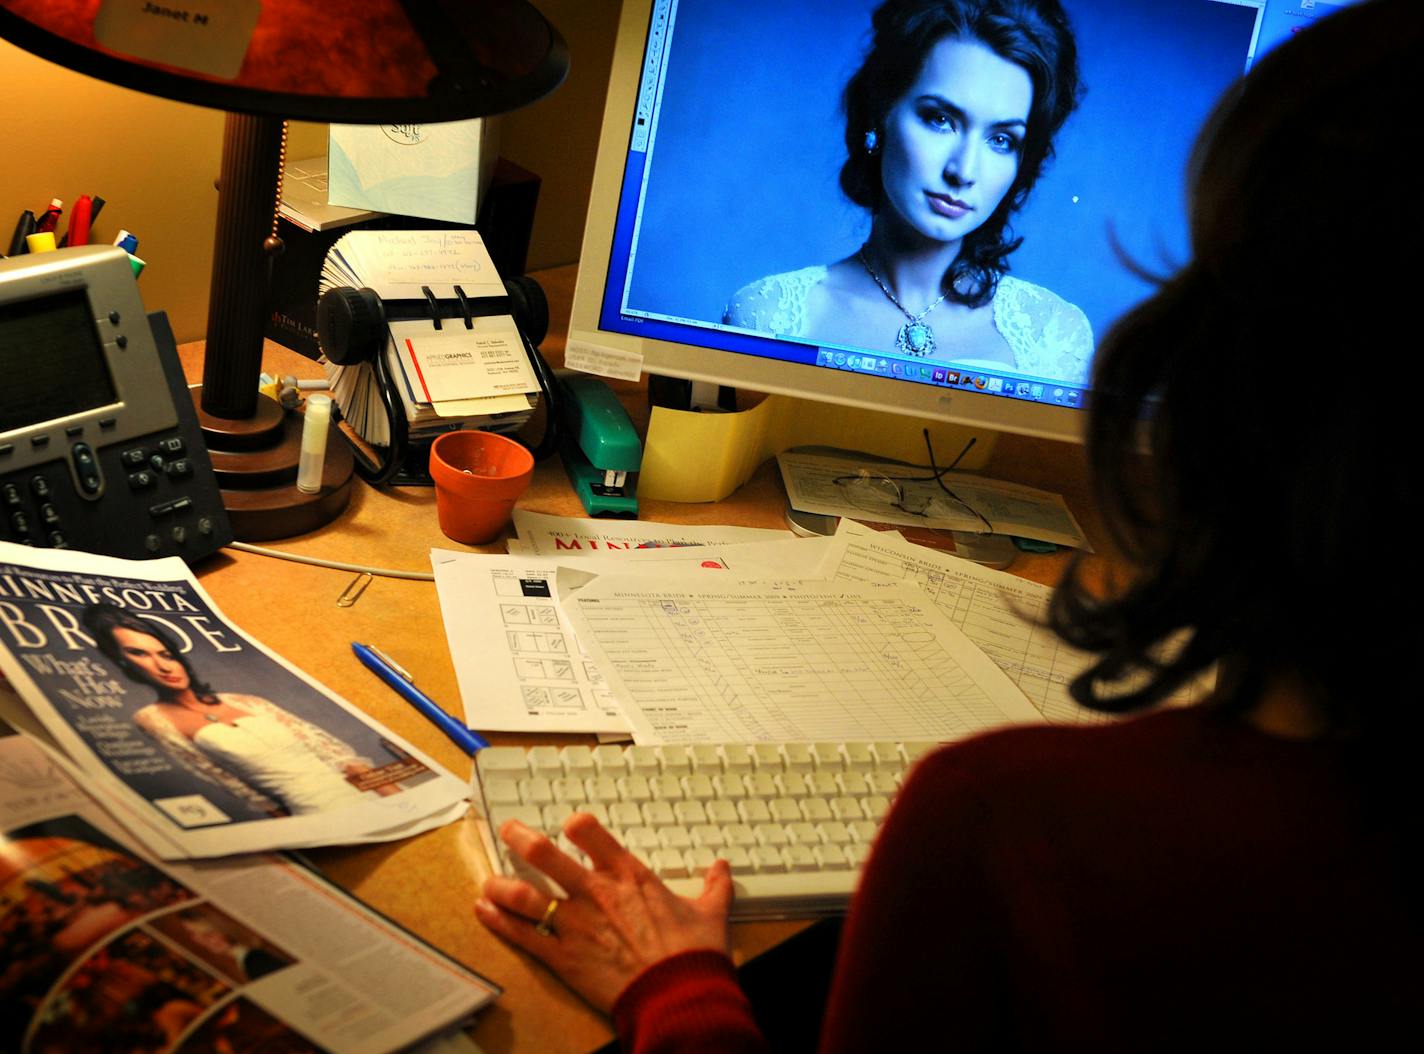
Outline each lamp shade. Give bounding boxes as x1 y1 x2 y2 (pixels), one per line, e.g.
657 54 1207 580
0 0 568 121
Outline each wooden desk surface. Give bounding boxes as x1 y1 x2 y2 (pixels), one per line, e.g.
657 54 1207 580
180 264 1104 1053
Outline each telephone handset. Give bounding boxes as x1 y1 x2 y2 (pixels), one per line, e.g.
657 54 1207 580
0 246 233 562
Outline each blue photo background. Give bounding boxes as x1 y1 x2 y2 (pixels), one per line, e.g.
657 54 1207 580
623 0 1261 345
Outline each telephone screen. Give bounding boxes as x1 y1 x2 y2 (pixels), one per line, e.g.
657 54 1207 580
0 289 119 433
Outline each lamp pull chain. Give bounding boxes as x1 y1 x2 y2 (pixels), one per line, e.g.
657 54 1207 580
263 120 289 258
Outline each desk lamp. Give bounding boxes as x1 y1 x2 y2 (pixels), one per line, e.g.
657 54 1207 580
0 1 567 540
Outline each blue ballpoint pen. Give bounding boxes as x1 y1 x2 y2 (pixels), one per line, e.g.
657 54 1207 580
352 643 489 755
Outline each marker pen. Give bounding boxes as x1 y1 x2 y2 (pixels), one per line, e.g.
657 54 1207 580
8 211 36 256
34 199 63 234
114 229 138 254
61 194 93 247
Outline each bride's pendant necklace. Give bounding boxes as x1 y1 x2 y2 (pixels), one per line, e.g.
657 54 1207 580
857 248 950 357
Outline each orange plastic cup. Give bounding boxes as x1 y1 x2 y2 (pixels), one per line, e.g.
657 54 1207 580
428 430 535 545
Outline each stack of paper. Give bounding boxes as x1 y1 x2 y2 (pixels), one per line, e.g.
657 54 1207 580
432 513 1213 745
320 230 540 446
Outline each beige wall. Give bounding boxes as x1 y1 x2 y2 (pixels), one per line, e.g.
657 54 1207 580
0 1 619 344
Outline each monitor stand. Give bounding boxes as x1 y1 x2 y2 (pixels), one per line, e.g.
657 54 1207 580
643 378 1019 567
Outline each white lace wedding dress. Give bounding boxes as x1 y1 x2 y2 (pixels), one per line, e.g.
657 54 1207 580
723 266 1093 385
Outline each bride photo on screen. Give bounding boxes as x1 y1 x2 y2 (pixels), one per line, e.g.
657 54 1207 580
83 604 399 819
724 0 1092 384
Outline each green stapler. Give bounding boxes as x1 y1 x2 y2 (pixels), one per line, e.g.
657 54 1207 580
559 373 642 517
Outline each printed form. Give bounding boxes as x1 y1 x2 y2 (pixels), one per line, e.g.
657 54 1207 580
562 576 1041 745
824 522 1106 724
431 539 837 734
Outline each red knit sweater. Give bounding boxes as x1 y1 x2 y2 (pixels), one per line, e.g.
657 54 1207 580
613 708 1414 1051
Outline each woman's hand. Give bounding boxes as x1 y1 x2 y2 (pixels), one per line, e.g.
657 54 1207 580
476 813 734 1014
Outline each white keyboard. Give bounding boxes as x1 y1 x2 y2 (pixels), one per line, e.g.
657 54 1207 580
473 740 940 919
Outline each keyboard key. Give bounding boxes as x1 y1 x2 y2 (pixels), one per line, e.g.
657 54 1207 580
625 827 661 851
713 774 746 799
738 799 771 824
651 774 684 800
618 775 653 802
786 822 820 845
849 820 878 844
801 798 834 822
769 797 801 823
687 846 717 876
542 803 574 830
812 743 845 770
483 778 522 806
830 797 864 821
868 772 900 795
718 845 752 872
593 744 628 776
488 804 543 831
744 772 778 798
652 849 689 877
706 800 739 825
753 824 789 848
683 773 716 800
586 776 620 802
723 824 758 848
627 745 661 775
781 743 816 771
690 744 724 771
838 772 871 796
869 742 901 767
562 746 596 778
843 744 876 771
528 746 563 778
642 800 676 827
722 745 756 773
750 846 786 873
778 772 813 797
553 777 586 803
659 745 694 776
609 801 643 828
863 796 892 821
752 744 783 770
690 824 726 848
658 826 693 851
522 777 554 806
784 845 818 872
478 747 531 777
673 800 708 825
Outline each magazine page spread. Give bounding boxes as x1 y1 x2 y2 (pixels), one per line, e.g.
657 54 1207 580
0 734 498 1053
0 543 469 859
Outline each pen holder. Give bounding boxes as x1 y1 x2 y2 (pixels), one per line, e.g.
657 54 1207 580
429 430 534 544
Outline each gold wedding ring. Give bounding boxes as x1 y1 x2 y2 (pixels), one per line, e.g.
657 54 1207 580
534 898 560 937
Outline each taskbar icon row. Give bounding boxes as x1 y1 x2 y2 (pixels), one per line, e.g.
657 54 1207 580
816 349 1083 407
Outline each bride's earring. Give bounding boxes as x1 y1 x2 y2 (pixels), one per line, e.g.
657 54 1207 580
864 128 880 154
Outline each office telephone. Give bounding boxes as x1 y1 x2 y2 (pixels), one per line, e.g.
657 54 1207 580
0 246 233 562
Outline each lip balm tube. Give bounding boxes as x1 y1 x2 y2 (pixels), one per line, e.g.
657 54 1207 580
297 394 332 494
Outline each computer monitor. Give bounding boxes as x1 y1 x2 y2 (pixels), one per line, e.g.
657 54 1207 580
569 0 1350 447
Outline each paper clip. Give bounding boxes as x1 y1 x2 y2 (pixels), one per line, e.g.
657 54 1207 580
337 572 373 607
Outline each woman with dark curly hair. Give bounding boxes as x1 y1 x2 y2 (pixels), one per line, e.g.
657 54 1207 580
724 0 1090 383
477 1 1417 1049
